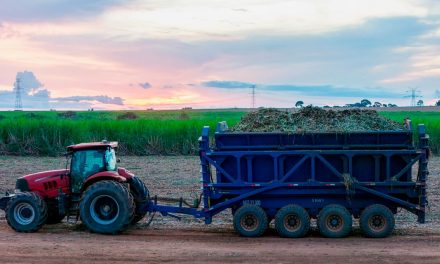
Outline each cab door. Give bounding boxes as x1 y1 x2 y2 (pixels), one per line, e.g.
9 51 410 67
70 149 106 193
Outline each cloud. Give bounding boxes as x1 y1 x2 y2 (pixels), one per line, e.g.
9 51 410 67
0 71 52 109
202 80 255 88
0 0 127 23
16 71 44 93
55 95 124 105
0 71 125 109
264 84 399 98
203 81 400 98
2 3 440 108
101 0 429 41
138 82 151 89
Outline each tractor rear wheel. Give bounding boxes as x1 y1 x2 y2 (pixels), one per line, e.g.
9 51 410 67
80 181 134 234
233 205 268 237
317 204 352 238
5 192 48 232
129 176 149 224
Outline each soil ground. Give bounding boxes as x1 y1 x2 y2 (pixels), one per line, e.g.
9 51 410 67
0 155 439 263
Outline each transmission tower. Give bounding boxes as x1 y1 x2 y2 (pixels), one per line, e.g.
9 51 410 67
404 88 422 107
250 84 256 109
14 76 23 111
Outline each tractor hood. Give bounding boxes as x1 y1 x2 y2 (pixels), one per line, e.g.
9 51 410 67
16 169 69 196
19 169 69 183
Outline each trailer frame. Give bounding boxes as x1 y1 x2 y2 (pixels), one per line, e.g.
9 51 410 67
141 124 429 227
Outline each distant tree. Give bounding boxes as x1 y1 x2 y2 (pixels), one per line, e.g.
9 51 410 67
295 101 304 108
436 100 440 106
417 100 424 106
382 104 387 107
387 103 398 107
360 99 372 107
323 105 330 108
373 102 382 107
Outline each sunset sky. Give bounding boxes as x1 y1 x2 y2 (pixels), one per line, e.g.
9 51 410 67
1 0 440 110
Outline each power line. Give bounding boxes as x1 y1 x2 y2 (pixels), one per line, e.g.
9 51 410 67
14 76 23 111
251 85 256 109
404 88 422 107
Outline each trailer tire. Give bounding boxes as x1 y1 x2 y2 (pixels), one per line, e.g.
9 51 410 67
5 192 48 232
318 204 352 238
360 204 395 238
233 205 268 237
80 181 134 234
128 176 149 224
275 205 310 238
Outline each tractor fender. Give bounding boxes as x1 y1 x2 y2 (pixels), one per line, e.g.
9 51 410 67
82 172 127 191
117 167 134 179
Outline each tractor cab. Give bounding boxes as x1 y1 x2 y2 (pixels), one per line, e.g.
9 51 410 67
66 141 118 193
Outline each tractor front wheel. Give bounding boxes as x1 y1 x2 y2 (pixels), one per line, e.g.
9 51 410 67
80 181 134 234
5 192 48 232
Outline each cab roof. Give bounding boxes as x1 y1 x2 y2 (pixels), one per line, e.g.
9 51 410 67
67 141 118 151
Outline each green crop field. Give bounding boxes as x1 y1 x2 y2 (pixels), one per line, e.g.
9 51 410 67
0 109 439 156
0 110 245 156
380 112 440 153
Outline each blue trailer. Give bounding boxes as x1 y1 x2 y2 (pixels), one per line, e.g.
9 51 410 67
145 123 430 238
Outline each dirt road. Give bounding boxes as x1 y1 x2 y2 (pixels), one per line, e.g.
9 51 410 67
0 223 439 264
0 156 439 263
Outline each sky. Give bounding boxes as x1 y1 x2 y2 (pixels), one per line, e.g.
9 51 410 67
1 0 440 110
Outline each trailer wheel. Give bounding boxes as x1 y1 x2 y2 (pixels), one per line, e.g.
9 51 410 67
318 204 352 238
233 205 268 237
360 204 395 238
275 205 310 238
5 192 48 232
80 181 134 234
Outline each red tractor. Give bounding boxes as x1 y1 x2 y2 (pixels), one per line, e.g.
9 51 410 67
0 141 149 234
